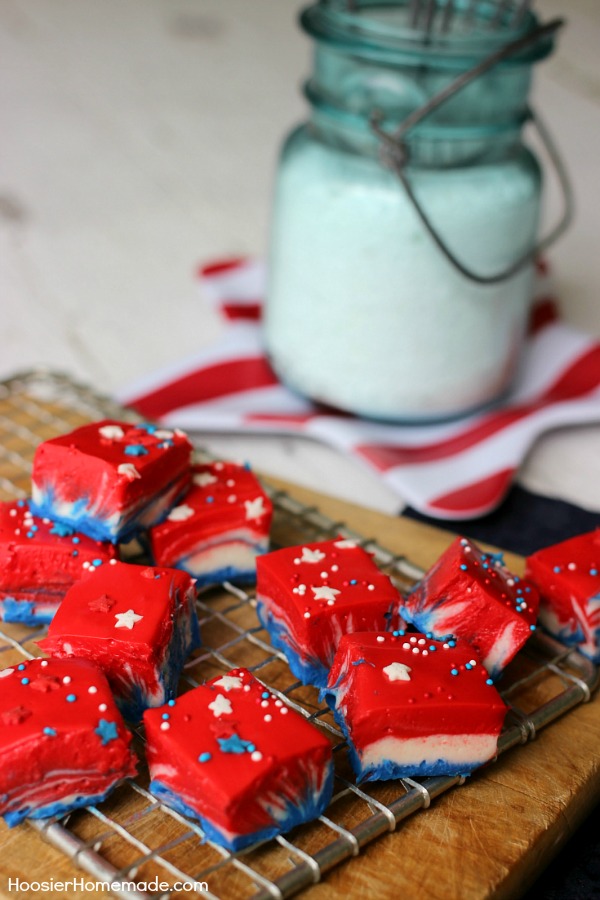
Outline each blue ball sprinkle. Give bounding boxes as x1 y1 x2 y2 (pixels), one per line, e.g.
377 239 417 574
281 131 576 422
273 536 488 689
426 632 433 639
450 668 459 676
26 531 34 539
198 752 211 763
66 694 77 703
261 691 270 699
168 699 176 707
162 713 170 720
350 579 357 585
31 525 38 532
17 664 25 671
591 569 598 576
247 743 256 753
92 558 103 567
429 645 437 652
206 496 214 503
17 500 25 507
460 564 468 571
448 640 456 647
72 537 80 544
43 727 57 737
553 566 561 573
486 678 494 685
465 663 472 670
21 677 29 685
530 624 536 631
72 550 78 557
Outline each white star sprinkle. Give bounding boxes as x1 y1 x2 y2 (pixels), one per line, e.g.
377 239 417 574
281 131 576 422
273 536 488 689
114 609 143 630
117 463 141 481
300 547 326 564
208 694 233 717
167 504 194 522
383 662 412 682
98 425 125 440
333 539 357 549
213 675 243 691
154 429 174 441
245 497 266 521
193 472 218 488
311 585 341 603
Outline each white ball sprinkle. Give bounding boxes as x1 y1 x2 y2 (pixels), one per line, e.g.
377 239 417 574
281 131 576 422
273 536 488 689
62 676 71 684
251 751 263 762
280 707 288 715
160 722 170 731
88 686 98 694
264 714 272 722
376 635 385 643
99 703 107 712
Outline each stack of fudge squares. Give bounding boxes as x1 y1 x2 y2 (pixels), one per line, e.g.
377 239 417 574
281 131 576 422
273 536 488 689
2 417 599 850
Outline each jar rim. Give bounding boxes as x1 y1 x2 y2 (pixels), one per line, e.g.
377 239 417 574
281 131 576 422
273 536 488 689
301 0 555 67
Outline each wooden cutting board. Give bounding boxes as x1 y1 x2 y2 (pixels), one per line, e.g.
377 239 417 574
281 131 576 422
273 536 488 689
1 476 600 900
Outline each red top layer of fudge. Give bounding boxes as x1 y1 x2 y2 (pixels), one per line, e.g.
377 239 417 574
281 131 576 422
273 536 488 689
144 668 332 834
0 657 136 800
0 499 117 599
257 539 401 665
39 561 195 652
32 419 192 516
150 461 272 563
327 631 508 741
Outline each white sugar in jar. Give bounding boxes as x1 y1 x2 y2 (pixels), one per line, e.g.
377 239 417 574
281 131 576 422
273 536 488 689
265 1 561 422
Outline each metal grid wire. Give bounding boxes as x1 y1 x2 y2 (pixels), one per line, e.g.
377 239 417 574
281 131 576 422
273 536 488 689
0 369 598 900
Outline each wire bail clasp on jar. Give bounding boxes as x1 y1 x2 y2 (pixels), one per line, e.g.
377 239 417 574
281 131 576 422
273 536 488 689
370 17 574 286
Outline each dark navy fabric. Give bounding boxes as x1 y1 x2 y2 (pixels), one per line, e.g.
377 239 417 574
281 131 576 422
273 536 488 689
403 485 600 899
403 485 600 558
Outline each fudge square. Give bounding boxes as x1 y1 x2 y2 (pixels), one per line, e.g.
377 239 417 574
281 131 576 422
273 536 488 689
526 529 600 662
322 632 507 782
256 538 401 687
0 499 118 626
38 561 200 722
30 419 193 543
0 657 136 827
144 667 334 850
149 461 273 587
401 537 539 680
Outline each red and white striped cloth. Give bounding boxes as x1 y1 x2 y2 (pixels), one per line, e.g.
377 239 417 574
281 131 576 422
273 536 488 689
119 258 600 520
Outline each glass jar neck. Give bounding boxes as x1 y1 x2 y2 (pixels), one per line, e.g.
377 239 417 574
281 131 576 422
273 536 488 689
300 0 554 163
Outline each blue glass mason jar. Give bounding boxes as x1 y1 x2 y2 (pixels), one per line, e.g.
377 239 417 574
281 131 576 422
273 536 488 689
265 1 570 421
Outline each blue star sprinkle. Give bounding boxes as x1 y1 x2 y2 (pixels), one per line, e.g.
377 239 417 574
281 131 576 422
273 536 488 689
95 719 119 745
124 444 149 457
217 733 255 755
50 522 75 537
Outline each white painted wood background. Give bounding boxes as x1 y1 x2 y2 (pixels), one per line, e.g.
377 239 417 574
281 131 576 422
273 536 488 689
3 0 600 515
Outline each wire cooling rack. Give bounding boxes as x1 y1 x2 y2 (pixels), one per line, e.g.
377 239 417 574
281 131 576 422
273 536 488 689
0 369 598 900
